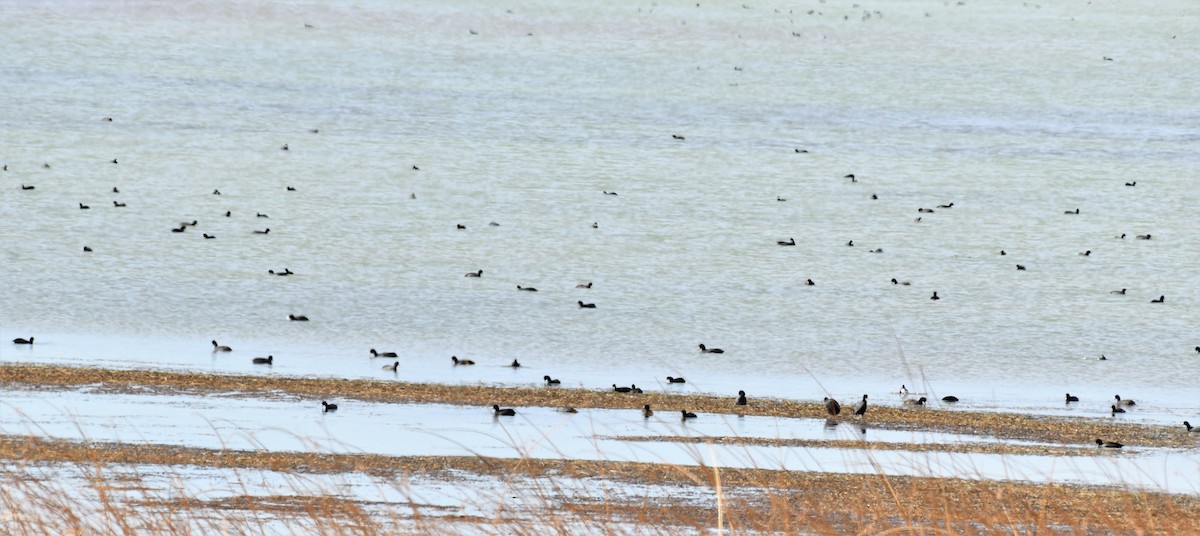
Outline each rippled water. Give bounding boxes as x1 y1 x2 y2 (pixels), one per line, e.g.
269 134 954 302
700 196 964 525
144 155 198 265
2 0 1199 411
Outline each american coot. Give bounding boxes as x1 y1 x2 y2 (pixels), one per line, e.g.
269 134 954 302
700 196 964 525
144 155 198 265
322 401 338 412
544 375 561 385
854 394 868 416
681 410 698 420
452 356 475 366
1095 439 1123 448
824 397 841 416
736 390 747 406
1066 393 1079 403
370 349 398 358
493 404 516 416
1111 405 1126 415
699 344 724 354
667 376 686 384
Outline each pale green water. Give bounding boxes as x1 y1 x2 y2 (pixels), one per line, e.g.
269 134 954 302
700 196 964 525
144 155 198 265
2 0 1199 413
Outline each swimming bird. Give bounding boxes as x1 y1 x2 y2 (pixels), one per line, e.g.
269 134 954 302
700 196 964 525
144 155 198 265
667 376 686 384
83 246 92 252
252 355 273 365
930 291 940 300
1125 181 1136 186
824 397 841 416
1186 421 1198 433
806 279 815 286
1114 395 1135 406
451 356 475 366
941 396 959 402
322 401 338 412
1151 295 1164 303
1095 439 1123 448
1110 289 1126 295
113 201 126 207
698 344 724 354
1066 393 1079 403
846 240 854 246
456 224 466 229
870 248 883 253
544 375 561 385
517 285 537 292
412 165 419 170
1065 208 1079 214
777 238 795 246
20 185 34 190
578 301 596 308
777 196 786 201
591 222 598 228
280 144 288 151
1099 355 1108 361
493 404 516 416
287 186 296 191
184 220 198 227
213 189 221 195
854 394 868 416
225 211 231 217
111 158 118 164
681 410 698 420
288 314 309 321
257 212 269 218
509 359 521 368
253 228 270 234
918 208 934 213
1195 346 1199 354
79 203 90 209
558 406 578 413
736 390 747 406
1016 264 1026 271
1000 250 1006 255
489 222 499 226
1079 250 1091 256
268 269 293 276
576 282 592 288
384 361 398 372
613 384 633 393
1136 234 1152 240
1115 234 1125 239
898 385 909 395
603 191 618 196
795 148 808 153
12 337 33 345
904 397 927 406
112 187 119 193
1111 405 1126 415
203 234 215 239
370 349 398 358
843 173 856 182
211 340 232 352
102 117 112 122
672 134 685 140
643 404 654 418
465 270 483 278
937 203 954 209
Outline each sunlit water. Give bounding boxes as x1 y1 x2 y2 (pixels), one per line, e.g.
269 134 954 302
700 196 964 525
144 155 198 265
2 0 1200 414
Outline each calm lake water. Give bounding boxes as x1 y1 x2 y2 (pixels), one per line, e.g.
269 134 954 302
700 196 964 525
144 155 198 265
2 0 1199 415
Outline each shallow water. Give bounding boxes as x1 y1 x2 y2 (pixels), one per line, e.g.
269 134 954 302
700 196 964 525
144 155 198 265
4 389 1197 492
2 0 1200 424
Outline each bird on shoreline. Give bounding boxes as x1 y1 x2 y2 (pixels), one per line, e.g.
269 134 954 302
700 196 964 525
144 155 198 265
736 390 747 406
613 384 634 393
12 337 33 345
370 349 398 358
1095 439 1123 448
322 401 338 412
211 340 232 352
854 394 868 416
699 344 724 354
1186 421 1198 433
824 397 841 416
452 356 475 366
493 404 516 416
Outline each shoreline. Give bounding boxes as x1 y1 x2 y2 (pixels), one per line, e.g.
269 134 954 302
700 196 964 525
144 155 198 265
2 363 1193 448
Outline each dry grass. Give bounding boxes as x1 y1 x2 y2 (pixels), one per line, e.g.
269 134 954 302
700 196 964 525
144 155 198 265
1 434 1199 535
3 363 1193 448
